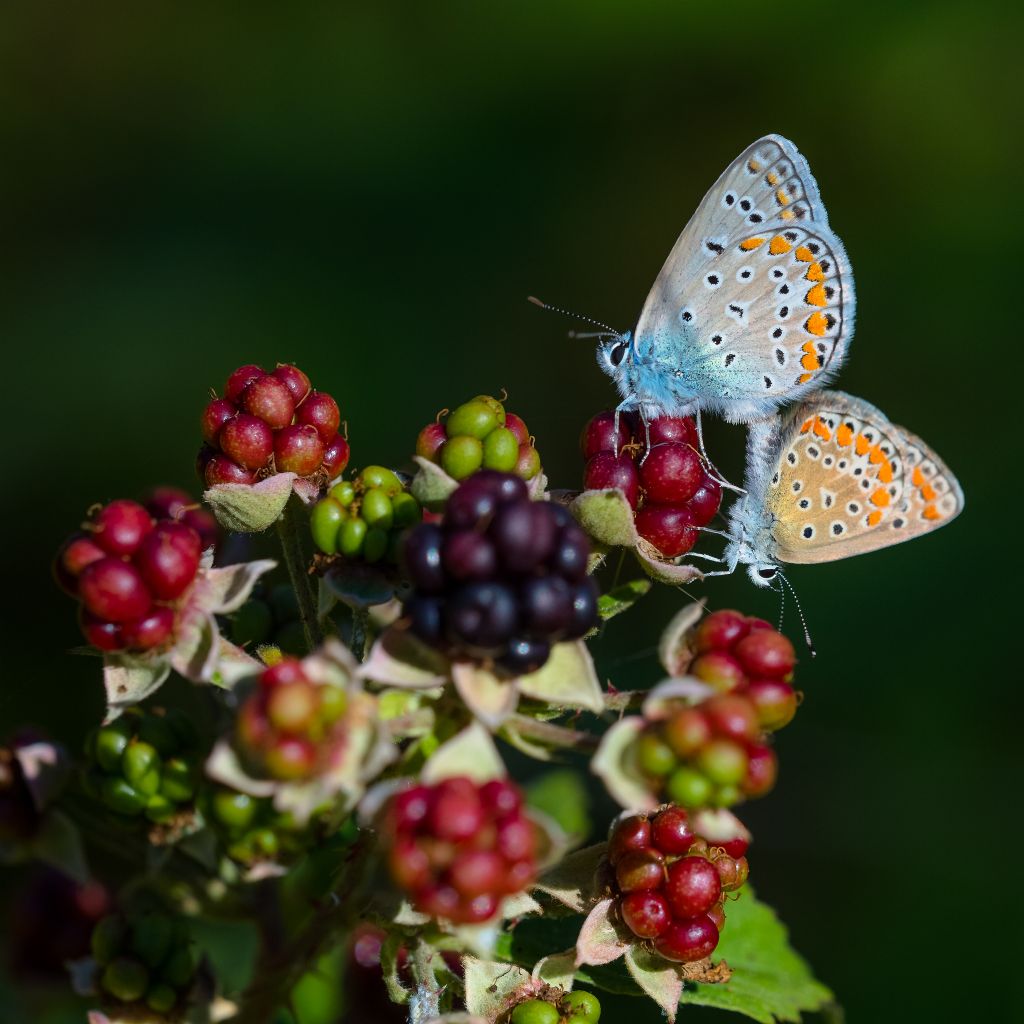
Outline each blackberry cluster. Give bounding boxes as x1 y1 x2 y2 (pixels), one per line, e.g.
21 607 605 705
197 362 349 486
384 776 538 925
90 910 197 1015
230 582 307 656
83 708 202 824
234 658 348 782
633 613 798 808
607 807 749 963
311 465 422 562
144 487 219 552
401 472 599 675
510 991 602 1024
204 787 303 867
581 411 722 558
55 499 204 653
416 394 541 482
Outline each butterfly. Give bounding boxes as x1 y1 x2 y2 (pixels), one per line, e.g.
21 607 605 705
596 135 856 426
694 391 964 585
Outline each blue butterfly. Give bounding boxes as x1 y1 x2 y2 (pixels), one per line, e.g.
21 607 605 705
594 135 856 428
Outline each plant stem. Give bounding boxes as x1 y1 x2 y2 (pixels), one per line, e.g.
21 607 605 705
276 497 322 652
350 606 369 661
408 940 441 1024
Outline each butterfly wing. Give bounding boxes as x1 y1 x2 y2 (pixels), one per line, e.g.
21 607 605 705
762 392 964 564
633 136 855 422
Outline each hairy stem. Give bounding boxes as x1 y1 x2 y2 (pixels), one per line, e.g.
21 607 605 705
276 497 323 652
408 940 442 1024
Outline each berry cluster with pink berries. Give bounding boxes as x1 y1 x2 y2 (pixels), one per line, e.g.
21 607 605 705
55 498 205 653
581 411 721 557
198 363 350 486
383 776 539 924
608 806 748 963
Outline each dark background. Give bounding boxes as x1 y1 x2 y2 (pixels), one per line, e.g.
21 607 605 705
2 2 1018 1021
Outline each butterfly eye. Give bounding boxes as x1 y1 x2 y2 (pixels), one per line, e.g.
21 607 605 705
609 342 627 367
757 567 778 580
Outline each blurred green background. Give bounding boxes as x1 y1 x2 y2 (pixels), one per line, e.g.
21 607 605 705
2 1 1018 1021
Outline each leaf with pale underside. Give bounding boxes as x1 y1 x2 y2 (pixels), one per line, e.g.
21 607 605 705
533 949 577 990
31 810 89 883
658 599 706 675
410 455 460 511
204 473 298 533
634 541 704 586
532 842 606 912
570 488 639 548
102 655 171 722
590 717 657 812
360 627 450 688
199 559 278 615
575 898 627 967
463 957 531 1019
625 946 684 1024
516 640 604 713
452 662 519 729
14 740 70 810
421 721 506 784
641 676 716 720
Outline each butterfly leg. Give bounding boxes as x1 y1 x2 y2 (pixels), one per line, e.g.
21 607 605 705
694 408 745 494
612 397 639 451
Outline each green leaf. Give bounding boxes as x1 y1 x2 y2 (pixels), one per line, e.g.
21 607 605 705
598 579 651 620
204 473 298 533
680 888 833 1022
526 769 591 841
570 489 638 548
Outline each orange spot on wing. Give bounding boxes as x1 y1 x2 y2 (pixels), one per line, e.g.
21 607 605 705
794 246 815 262
866 510 883 527
769 235 792 255
776 189 790 206
923 504 941 520
806 284 828 306
836 424 854 446
870 488 890 507
748 159 761 172
912 466 926 487
920 483 937 502
766 171 779 186
805 311 829 336
800 418 814 434
801 352 819 371
797 372 813 383
855 435 871 456
877 463 894 483
813 418 832 441
740 237 766 251
781 210 795 221
805 262 825 282
868 445 886 464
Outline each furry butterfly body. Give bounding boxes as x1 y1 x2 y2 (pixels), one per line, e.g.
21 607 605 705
600 135 856 424
714 391 964 585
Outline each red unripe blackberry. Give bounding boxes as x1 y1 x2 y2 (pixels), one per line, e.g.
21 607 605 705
743 743 778 797
580 411 631 460
235 699 271 753
655 915 720 962
58 534 107 591
504 413 530 445
201 398 238 446
225 364 266 404
650 806 695 854
266 680 319 734
718 836 749 860
664 856 721 918
295 391 340 443
647 416 697 448
261 659 306 689
134 523 201 601
615 848 665 892
416 423 447 461
744 678 798 731
93 500 154 557
272 364 311 404
687 474 722 526
458 893 500 924
428 777 484 842
746 616 774 631
690 651 746 692
690 610 750 654
702 694 760 743
663 709 712 758
264 736 318 780
204 454 257 486
449 849 505 898
392 786 432 830
480 779 522 817
242 375 295 430
321 434 350 478
496 815 536 861
583 451 640 508
608 815 651 864
219 414 274 470
635 503 698 558
620 890 671 938
734 630 796 678
707 904 726 931
638 443 703 504
389 837 431 891
120 606 175 650
274 424 324 476
416 884 461 921
503 857 535 895
78 558 152 623
79 610 123 652
144 488 218 550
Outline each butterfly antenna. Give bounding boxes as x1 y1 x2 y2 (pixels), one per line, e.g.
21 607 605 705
777 572 815 657
775 576 786 634
527 296 621 337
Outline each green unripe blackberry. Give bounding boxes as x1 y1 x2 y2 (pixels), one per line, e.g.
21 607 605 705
563 990 602 1020
123 742 162 795
472 394 507 425
93 718 134 773
447 400 499 439
211 789 257 832
359 465 403 495
101 957 149 1002
361 488 394 531
441 435 484 480
482 427 519 472
310 498 345 554
102 776 147 816
339 517 368 557
146 983 178 1014
510 999 560 1024
666 766 713 808
329 480 357 506
91 914 127 966
131 913 174 969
